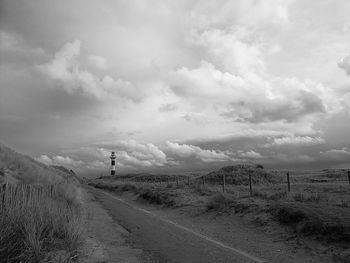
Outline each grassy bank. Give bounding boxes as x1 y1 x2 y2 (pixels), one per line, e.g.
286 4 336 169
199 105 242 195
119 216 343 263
0 183 83 262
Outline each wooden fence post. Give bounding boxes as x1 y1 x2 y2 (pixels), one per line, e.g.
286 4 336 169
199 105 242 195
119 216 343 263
348 171 350 185
202 176 205 186
222 173 226 193
249 172 253 196
1 183 6 206
287 171 291 192
176 177 179 187
187 176 190 186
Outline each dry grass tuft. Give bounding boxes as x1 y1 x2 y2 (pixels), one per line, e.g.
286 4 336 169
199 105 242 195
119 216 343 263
0 183 83 262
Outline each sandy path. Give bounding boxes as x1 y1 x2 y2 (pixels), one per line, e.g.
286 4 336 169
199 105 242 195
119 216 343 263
78 187 147 263
90 187 267 263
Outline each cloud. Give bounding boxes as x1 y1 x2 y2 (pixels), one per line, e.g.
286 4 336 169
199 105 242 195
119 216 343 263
158 103 178 112
84 140 169 169
169 61 326 123
321 148 350 161
0 31 22 51
114 140 168 167
338 53 350 75
0 30 46 66
36 155 52 166
275 153 315 163
36 154 84 168
165 141 231 162
169 61 246 100
238 150 263 159
187 27 265 74
88 55 108 70
188 1 290 31
86 160 106 170
39 40 141 101
271 136 325 146
221 92 324 123
2 0 350 172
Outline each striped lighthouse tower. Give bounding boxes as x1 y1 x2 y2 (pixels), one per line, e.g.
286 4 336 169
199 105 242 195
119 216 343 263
110 151 116 176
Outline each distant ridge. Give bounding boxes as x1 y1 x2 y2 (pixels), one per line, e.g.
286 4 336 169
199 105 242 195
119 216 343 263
0 143 72 184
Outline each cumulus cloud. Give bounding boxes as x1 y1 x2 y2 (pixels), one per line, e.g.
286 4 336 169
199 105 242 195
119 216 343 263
238 150 263 159
169 61 326 123
338 53 350 75
36 154 84 168
169 61 246 100
271 136 325 146
85 140 169 169
39 40 141 101
187 27 264 74
114 140 168 167
165 141 231 162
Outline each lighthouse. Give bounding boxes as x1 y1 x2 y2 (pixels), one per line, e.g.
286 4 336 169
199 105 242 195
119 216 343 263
110 151 116 176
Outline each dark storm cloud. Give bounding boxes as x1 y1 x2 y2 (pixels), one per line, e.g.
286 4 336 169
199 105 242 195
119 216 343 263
220 90 325 123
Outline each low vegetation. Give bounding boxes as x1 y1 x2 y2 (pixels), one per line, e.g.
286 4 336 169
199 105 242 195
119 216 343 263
91 181 178 207
206 193 235 211
271 202 350 242
89 166 350 249
204 165 283 185
0 183 83 262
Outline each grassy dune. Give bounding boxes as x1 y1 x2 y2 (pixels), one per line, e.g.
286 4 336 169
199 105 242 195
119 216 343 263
0 183 83 262
0 143 73 185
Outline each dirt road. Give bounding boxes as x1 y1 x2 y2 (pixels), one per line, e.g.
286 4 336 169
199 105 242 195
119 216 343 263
90 187 267 263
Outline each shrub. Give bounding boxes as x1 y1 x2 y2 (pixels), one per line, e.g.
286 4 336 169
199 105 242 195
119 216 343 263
271 202 350 242
138 188 176 207
206 193 235 211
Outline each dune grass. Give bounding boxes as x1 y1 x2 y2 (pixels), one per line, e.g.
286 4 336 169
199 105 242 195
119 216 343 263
90 174 350 245
0 183 83 262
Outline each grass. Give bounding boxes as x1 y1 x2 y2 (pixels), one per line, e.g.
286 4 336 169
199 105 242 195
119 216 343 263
0 183 83 262
89 168 350 245
271 202 350 242
206 193 235 211
138 187 177 206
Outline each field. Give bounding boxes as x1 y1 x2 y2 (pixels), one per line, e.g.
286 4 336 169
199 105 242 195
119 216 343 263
0 183 83 262
89 165 350 261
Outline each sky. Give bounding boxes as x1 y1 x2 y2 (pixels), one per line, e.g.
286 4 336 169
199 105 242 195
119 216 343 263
1 0 350 175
